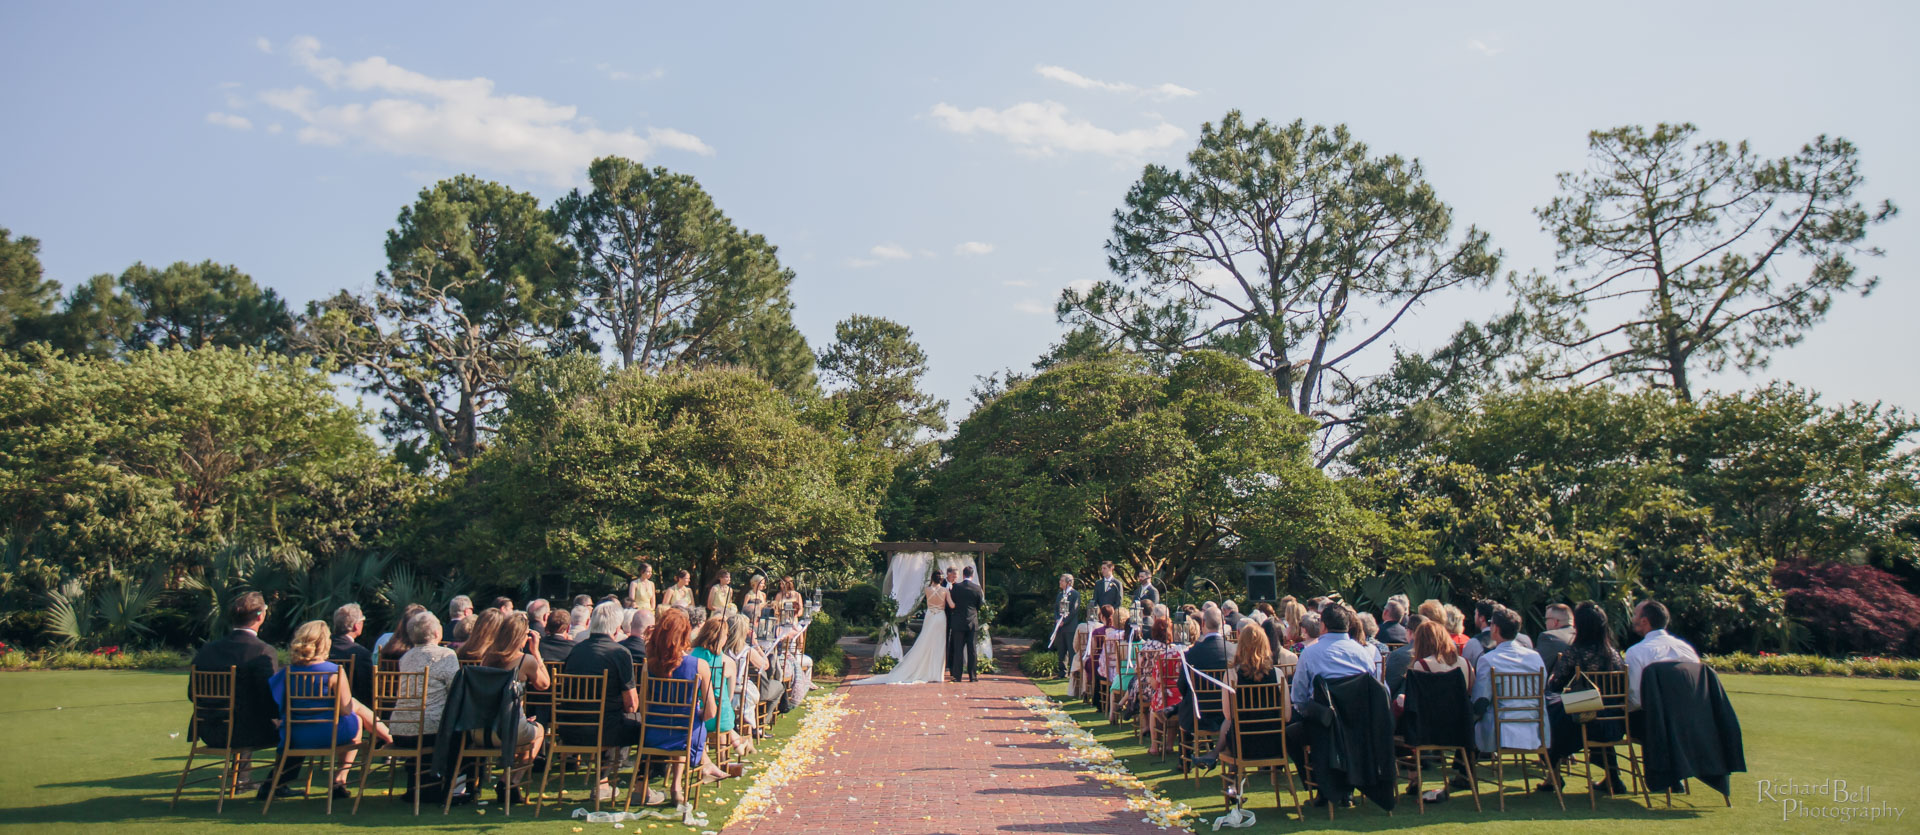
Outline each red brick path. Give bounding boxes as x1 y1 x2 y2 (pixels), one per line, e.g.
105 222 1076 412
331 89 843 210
730 655 1167 835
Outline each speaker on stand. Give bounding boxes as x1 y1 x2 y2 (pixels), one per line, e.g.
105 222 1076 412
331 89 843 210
1244 561 1278 604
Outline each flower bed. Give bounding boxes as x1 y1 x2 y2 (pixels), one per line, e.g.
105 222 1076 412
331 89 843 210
1016 695 1199 831
1 648 192 671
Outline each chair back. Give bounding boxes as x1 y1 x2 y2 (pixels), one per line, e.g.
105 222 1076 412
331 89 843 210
1572 669 1629 723
1226 678 1290 761
1189 666 1230 723
186 667 239 749
638 674 700 755
377 657 400 673
1383 642 1405 653
372 668 430 742
458 657 482 668
550 672 610 752
336 654 357 684
1277 661 1297 682
281 669 349 754
1087 631 1108 664
1489 669 1548 749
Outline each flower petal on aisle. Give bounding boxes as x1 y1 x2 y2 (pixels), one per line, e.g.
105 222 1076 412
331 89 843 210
1016 695 1199 831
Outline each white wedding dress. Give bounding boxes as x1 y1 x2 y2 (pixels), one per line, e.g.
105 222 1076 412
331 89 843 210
848 587 950 686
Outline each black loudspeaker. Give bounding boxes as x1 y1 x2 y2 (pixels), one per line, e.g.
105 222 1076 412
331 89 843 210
1244 562 1278 602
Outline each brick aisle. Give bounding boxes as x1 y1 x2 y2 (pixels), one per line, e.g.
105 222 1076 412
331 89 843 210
730 653 1167 835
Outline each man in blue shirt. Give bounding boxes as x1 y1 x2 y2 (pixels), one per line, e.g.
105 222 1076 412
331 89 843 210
1284 605 1378 807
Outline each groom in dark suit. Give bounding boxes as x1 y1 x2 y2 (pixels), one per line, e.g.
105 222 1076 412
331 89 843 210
946 566 984 683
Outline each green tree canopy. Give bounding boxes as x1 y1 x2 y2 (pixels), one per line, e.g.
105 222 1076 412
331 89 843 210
817 314 947 453
1059 113 1502 464
934 350 1376 589
1526 123 1897 400
115 260 293 352
301 175 580 466
412 355 886 587
0 228 61 351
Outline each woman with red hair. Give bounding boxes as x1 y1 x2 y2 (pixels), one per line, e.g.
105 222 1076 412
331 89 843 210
643 609 735 805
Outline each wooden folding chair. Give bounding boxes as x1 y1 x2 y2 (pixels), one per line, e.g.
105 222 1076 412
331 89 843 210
262 669 370 815
1132 647 1160 744
538 672 610 816
1569 670 1651 809
626 675 704 813
354 668 429 814
1218 678 1303 819
441 671 533 816
1083 632 1108 706
171 667 255 812
377 657 400 674
1179 665 1230 785
1393 669 1481 814
1489 670 1563 811
1101 640 1130 722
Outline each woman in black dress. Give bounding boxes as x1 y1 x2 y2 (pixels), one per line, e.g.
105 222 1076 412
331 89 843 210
1544 601 1628 794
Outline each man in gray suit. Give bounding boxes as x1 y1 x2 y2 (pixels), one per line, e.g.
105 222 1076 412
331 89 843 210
1534 603 1575 674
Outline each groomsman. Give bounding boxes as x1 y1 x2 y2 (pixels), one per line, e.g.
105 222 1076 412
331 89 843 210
1093 561 1124 610
1047 574 1079 654
1133 570 1160 608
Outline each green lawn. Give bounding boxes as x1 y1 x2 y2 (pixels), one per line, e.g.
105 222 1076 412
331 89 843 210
0 669 831 833
1033 673 1920 832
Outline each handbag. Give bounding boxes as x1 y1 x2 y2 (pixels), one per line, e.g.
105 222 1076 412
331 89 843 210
1561 687 1604 716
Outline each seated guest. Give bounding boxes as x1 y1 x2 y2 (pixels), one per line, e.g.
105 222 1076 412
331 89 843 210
1378 599 1410 645
378 604 427 662
446 596 475 644
191 592 299 800
540 610 577 664
1283 604 1375 792
1469 607 1546 755
1182 617 1204 646
1546 601 1627 793
1398 620 1467 700
1382 613 1427 695
1536 603 1575 674
1355 612 1389 656
468 612 549 799
269 620 392 798
1176 608 1232 736
492 596 514 613
560 601 642 802
1221 600 1243 633
526 598 551 629
569 604 592 642
392 612 459 794
1281 601 1309 652
726 613 769 745
1463 600 1533 666
328 603 374 707
1342 606 1383 669
1442 605 1469 651
1195 623 1284 774
690 617 745 760
1416 598 1445 625
643 608 736 806
454 609 507 664
1136 616 1180 755
622 608 654 660
1625 599 1698 710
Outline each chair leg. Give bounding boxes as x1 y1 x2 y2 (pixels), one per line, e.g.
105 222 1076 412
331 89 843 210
536 746 557 817
443 740 466 814
1584 744 1598 811
217 753 240 814
354 748 373 815
261 752 290 815
1494 752 1507 812
170 744 197 810
1541 752 1565 810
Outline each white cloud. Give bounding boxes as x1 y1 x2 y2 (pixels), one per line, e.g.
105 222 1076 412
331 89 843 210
1013 299 1052 315
954 241 995 256
206 111 253 131
1468 39 1502 56
1067 278 1098 295
1036 64 1197 100
596 63 667 82
848 258 881 269
252 36 711 185
266 123 283 134
930 101 1184 157
255 36 273 54
869 243 912 260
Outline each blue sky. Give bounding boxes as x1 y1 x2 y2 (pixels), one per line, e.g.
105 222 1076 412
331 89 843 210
4 2 1916 422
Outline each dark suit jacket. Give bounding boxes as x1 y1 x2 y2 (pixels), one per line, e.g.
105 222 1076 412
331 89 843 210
1534 626 1574 675
1377 619 1409 645
948 580 983 630
1092 576 1124 609
1642 661 1745 797
190 629 281 748
1176 635 1233 729
542 633 578 664
616 635 647 663
328 635 374 707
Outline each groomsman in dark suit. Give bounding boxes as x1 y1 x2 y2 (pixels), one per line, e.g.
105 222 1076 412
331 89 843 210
1133 570 1160 608
1092 562 1124 610
190 592 303 799
1047 574 1079 655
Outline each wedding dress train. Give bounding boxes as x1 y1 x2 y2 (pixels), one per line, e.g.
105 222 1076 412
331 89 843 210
847 606 948 686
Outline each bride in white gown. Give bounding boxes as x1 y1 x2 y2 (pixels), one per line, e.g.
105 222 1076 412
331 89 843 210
847 578 949 686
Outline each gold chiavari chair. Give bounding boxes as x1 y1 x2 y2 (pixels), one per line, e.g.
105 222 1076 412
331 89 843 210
1179 666 1231 786
626 674 704 813
1569 670 1651 809
171 667 251 812
377 657 401 674
262 669 370 815
1489 670 1563 812
1394 668 1482 814
1083 631 1109 706
538 672 610 816
1218 676 1303 818
1132 647 1160 745
354 668 429 814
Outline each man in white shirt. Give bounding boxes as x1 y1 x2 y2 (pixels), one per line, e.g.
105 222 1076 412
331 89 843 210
1625 600 1699 710
1470 606 1548 754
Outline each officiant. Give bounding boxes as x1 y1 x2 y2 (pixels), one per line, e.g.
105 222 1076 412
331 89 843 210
1047 573 1079 653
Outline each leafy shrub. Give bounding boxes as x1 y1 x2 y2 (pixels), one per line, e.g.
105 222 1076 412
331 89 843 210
841 583 891 627
1019 650 1062 679
1706 652 1920 679
805 611 844 659
814 645 848 678
871 653 898 674
1772 560 1920 656
0 648 192 670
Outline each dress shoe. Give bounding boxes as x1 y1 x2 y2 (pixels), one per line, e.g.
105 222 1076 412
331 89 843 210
331 784 353 800
255 784 304 801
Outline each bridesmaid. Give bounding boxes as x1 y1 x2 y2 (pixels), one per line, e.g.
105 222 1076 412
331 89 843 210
773 577 804 623
741 575 768 621
629 562 657 615
661 569 695 612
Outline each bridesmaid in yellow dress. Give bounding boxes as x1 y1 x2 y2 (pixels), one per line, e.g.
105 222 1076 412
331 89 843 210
773 577 804 624
661 569 695 612
705 570 736 616
628 561 657 613
741 575 768 621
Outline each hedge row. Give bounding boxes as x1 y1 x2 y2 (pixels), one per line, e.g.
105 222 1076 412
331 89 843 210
1707 653 1920 679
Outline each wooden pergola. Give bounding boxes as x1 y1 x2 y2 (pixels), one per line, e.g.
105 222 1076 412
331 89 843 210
873 541 1003 554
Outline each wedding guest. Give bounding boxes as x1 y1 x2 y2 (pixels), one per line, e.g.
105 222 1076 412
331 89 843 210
270 620 392 798
725 613 769 745
643 608 735 805
1355 611 1389 656
1382 613 1427 694
540 610 577 664
1176 608 1232 737
562 602 641 802
690 617 741 758
455 609 507 664
1546 601 1627 793
621 608 653 660
1195 623 1284 773
1625 599 1697 710
569 605 592 642
1136 616 1179 754
572 594 593 609
741 575 768 622
1470 607 1546 754
379 604 428 662
1463 599 1533 666
1442 605 1469 651
526 598 551 626
662 570 696 612
328 603 374 706
1221 600 1244 633
447 596 475 643
773 577 805 623
1281 600 1308 651
392 612 458 796
1394 618 1470 801
1283 605 1374 790
1298 612 1323 642
1536 603 1576 674
1417 598 1445 624
706 570 735 617
1183 617 1204 645
1378 599 1410 645
191 592 299 800
629 562 657 614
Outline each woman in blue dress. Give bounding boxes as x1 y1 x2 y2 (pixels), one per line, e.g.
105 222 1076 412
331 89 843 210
643 609 738 806
269 620 392 798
